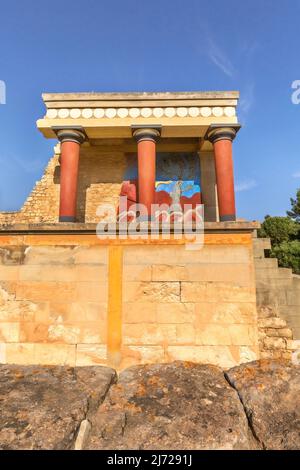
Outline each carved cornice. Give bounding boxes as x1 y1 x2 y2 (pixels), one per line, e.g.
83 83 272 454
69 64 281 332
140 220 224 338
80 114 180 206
45 106 237 120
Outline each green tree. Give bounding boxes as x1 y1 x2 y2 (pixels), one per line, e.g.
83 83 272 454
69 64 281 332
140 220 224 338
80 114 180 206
258 216 299 246
258 188 300 274
270 240 300 275
287 188 300 222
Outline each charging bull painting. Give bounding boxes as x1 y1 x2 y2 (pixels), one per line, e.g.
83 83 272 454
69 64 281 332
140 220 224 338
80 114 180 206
120 152 201 212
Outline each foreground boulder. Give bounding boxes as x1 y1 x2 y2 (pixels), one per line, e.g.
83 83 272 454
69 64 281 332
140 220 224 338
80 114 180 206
0 360 299 450
0 365 116 450
86 361 257 450
226 359 300 450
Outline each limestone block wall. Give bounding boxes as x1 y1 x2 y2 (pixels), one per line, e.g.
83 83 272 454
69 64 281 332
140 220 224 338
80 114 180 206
254 237 300 340
0 232 258 369
0 145 127 224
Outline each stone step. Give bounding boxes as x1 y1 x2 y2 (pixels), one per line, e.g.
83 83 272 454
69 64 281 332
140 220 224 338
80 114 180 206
286 289 300 306
255 258 278 269
256 288 287 306
279 305 300 318
255 268 293 280
256 278 292 289
278 268 293 279
253 237 271 250
253 238 271 259
253 248 266 259
292 277 300 290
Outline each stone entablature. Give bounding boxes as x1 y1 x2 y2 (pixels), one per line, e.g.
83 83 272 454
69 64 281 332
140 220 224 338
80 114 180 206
37 91 239 140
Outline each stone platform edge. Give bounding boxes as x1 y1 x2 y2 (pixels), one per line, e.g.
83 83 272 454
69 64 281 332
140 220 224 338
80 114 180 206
0 221 260 235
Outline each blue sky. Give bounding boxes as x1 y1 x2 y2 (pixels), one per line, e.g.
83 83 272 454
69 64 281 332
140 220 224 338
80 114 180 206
0 0 300 221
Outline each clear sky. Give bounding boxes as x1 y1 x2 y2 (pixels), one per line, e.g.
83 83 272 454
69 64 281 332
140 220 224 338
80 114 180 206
0 0 299 221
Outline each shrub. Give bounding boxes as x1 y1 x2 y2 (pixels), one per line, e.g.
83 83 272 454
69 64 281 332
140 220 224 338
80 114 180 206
270 240 300 275
258 216 299 246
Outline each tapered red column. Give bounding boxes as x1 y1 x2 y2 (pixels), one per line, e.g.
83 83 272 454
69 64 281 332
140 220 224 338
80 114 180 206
207 126 240 222
133 127 161 219
56 128 85 222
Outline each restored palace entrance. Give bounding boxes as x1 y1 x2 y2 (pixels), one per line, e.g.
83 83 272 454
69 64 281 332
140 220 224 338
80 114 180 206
0 92 273 369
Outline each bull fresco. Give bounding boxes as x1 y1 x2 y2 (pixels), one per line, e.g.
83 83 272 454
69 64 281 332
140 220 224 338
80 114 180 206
120 152 201 212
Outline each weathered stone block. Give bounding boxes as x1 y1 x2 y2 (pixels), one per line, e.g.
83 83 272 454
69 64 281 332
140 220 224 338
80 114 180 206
123 265 152 281
263 337 286 350
76 282 107 302
166 345 239 368
48 324 81 344
123 302 157 323
80 323 106 344
4 343 76 365
175 323 195 344
181 282 255 303
186 263 252 286
264 328 293 339
0 322 19 342
16 281 77 302
157 303 195 324
24 246 76 265
195 324 231 346
0 265 19 281
124 345 165 363
194 302 256 325
73 246 108 265
0 246 26 265
227 325 257 346
69 302 107 323
151 264 187 281
76 344 107 366
124 281 180 303
75 265 107 282
258 317 287 329
19 265 77 282
123 323 177 345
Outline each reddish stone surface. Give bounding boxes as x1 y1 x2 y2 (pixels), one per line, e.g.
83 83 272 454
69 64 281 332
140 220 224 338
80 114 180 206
213 139 236 220
137 139 156 217
59 141 80 220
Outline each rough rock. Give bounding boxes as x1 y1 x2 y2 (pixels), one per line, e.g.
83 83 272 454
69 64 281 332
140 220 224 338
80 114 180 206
1 360 299 450
226 360 300 450
86 361 257 450
0 365 116 450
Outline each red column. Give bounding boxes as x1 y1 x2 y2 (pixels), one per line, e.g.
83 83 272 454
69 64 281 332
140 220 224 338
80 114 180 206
56 129 85 222
207 126 239 222
133 127 161 219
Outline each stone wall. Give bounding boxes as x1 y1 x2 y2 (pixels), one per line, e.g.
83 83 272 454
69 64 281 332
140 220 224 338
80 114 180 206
253 236 300 359
0 230 258 369
254 236 300 338
0 144 127 224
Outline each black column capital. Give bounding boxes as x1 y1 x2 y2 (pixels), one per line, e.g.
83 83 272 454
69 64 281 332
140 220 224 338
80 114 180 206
132 125 161 143
205 124 241 144
52 126 86 144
